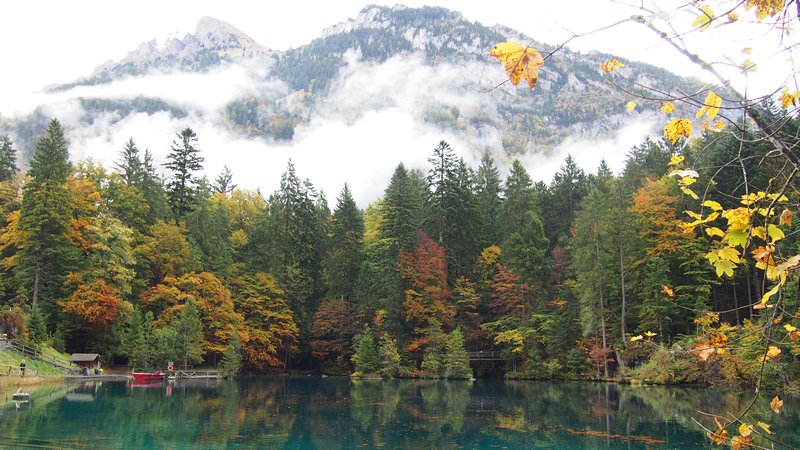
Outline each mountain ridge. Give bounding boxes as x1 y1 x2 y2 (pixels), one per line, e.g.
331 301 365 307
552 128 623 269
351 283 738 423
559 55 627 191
2 4 700 163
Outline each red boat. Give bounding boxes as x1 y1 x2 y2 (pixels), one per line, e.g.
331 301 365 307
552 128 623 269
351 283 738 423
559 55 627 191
128 371 165 382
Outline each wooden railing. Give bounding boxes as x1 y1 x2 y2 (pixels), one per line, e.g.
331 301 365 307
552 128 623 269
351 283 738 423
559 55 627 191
2 339 79 374
467 351 503 361
0 364 37 377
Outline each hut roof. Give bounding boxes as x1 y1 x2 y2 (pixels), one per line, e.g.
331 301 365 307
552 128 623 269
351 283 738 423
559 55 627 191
69 353 100 363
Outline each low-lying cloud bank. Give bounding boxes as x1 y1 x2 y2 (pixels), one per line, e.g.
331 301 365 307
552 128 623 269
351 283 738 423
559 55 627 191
15 53 656 207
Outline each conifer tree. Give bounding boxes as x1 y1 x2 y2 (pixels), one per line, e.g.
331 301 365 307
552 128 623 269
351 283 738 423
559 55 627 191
220 327 243 378
325 184 364 300
164 128 204 220
27 305 47 344
444 328 472 379
173 299 205 367
378 333 402 378
17 119 72 314
0 135 18 182
475 152 502 247
115 138 145 186
213 165 237 195
352 325 380 375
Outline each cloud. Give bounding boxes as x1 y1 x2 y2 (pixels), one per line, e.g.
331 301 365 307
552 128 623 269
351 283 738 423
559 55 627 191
25 52 658 210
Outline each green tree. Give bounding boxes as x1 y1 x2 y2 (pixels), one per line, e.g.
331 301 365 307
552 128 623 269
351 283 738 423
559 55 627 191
352 325 380 375
499 159 538 242
115 138 145 186
378 332 402 378
325 184 364 300
220 327 243 378
0 135 18 182
212 165 237 195
444 328 472 380
172 299 205 367
27 305 47 344
164 128 204 220
17 119 73 315
121 307 153 370
474 152 503 247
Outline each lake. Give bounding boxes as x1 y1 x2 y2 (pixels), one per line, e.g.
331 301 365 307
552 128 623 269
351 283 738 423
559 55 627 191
1 377 797 449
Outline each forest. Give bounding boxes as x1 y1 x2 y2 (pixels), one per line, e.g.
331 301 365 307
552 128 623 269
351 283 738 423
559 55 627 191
0 105 798 386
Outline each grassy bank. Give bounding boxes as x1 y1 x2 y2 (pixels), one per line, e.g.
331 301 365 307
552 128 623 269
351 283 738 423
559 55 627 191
0 344 73 377
0 375 62 398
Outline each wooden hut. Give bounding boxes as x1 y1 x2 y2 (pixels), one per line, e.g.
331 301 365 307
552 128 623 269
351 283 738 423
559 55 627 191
69 353 101 375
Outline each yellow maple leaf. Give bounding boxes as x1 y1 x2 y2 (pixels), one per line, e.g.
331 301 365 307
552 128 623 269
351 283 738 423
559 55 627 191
727 12 740 23
696 91 723 120
664 118 693 144
731 435 753 450
692 5 715 30
785 323 798 332
707 424 728 444
629 335 643 342
644 331 657 337
759 345 781 362
737 423 753 437
780 87 800 108
757 421 773 434
625 101 637 112
667 155 684 166
661 285 674 297
771 395 783 414
600 59 624 74
490 41 545 90
661 101 675 114
745 0 785 21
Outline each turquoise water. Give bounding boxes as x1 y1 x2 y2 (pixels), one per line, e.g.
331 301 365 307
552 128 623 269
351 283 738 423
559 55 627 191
1 377 798 449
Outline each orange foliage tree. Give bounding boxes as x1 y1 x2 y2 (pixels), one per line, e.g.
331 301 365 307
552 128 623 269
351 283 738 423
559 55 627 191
398 231 454 352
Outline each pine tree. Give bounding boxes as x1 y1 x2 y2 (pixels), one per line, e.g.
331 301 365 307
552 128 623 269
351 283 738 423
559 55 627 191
500 159 537 242
0 135 18 182
213 165 237 195
173 299 205 367
115 138 145 186
378 333 402 378
17 119 73 315
220 328 243 378
352 325 380 375
27 305 47 344
475 152 502 247
164 128 204 220
325 184 364 300
444 328 472 379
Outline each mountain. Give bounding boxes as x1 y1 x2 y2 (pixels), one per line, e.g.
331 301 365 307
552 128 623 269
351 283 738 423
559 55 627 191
1 5 699 164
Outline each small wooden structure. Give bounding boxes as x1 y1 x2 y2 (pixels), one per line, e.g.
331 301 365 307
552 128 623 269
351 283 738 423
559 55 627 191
69 353 101 375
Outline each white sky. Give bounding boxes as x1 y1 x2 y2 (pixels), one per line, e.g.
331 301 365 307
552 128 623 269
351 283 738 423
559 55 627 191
1 1 796 206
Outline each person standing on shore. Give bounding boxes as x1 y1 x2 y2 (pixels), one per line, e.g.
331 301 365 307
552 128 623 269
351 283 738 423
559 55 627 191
19 360 26 377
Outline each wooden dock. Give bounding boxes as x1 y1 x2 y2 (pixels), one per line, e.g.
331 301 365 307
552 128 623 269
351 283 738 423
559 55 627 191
168 368 223 380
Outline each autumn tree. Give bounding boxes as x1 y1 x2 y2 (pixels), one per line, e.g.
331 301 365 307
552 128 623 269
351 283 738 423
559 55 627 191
233 272 298 369
398 231 454 353
311 298 355 373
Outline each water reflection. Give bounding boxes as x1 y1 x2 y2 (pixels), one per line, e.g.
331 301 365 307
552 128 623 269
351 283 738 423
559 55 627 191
0 377 797 449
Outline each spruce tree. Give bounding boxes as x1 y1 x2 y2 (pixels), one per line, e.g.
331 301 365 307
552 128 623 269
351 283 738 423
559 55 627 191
173 299 205 367
115 138 145 186
27 305 47 345
212 165 237 195
475 152 502 247
17 119 72 315
444 328 473 379
220 328 243 378
352 325 380 375
325 184 364 300
164 128 204 220
378 333 402 378
0 135 18 182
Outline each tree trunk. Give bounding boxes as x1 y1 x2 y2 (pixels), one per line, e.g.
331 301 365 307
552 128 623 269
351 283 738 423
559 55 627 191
618 236 627 348
32 260 41 310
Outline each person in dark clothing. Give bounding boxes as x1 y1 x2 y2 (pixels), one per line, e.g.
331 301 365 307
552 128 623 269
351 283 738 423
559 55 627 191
19 361 26 377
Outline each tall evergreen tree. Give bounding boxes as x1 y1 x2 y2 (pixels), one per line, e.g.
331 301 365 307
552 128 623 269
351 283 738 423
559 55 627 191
0 135 18 182
499 160 537 242
545 155 589 244
444 328 473 379
140 149 168 223
213 165 237 195
17 119 73 315
172 299 205 367
425 140 458 245
325 184 364 300
475 152 503 247
115 138 145 186
164 128 204 220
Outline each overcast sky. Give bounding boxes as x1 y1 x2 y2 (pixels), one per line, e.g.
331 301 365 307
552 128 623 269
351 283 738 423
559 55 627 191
1 1 795 206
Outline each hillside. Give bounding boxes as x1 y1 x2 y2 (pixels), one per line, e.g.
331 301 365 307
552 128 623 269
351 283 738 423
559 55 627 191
0 5 700 163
